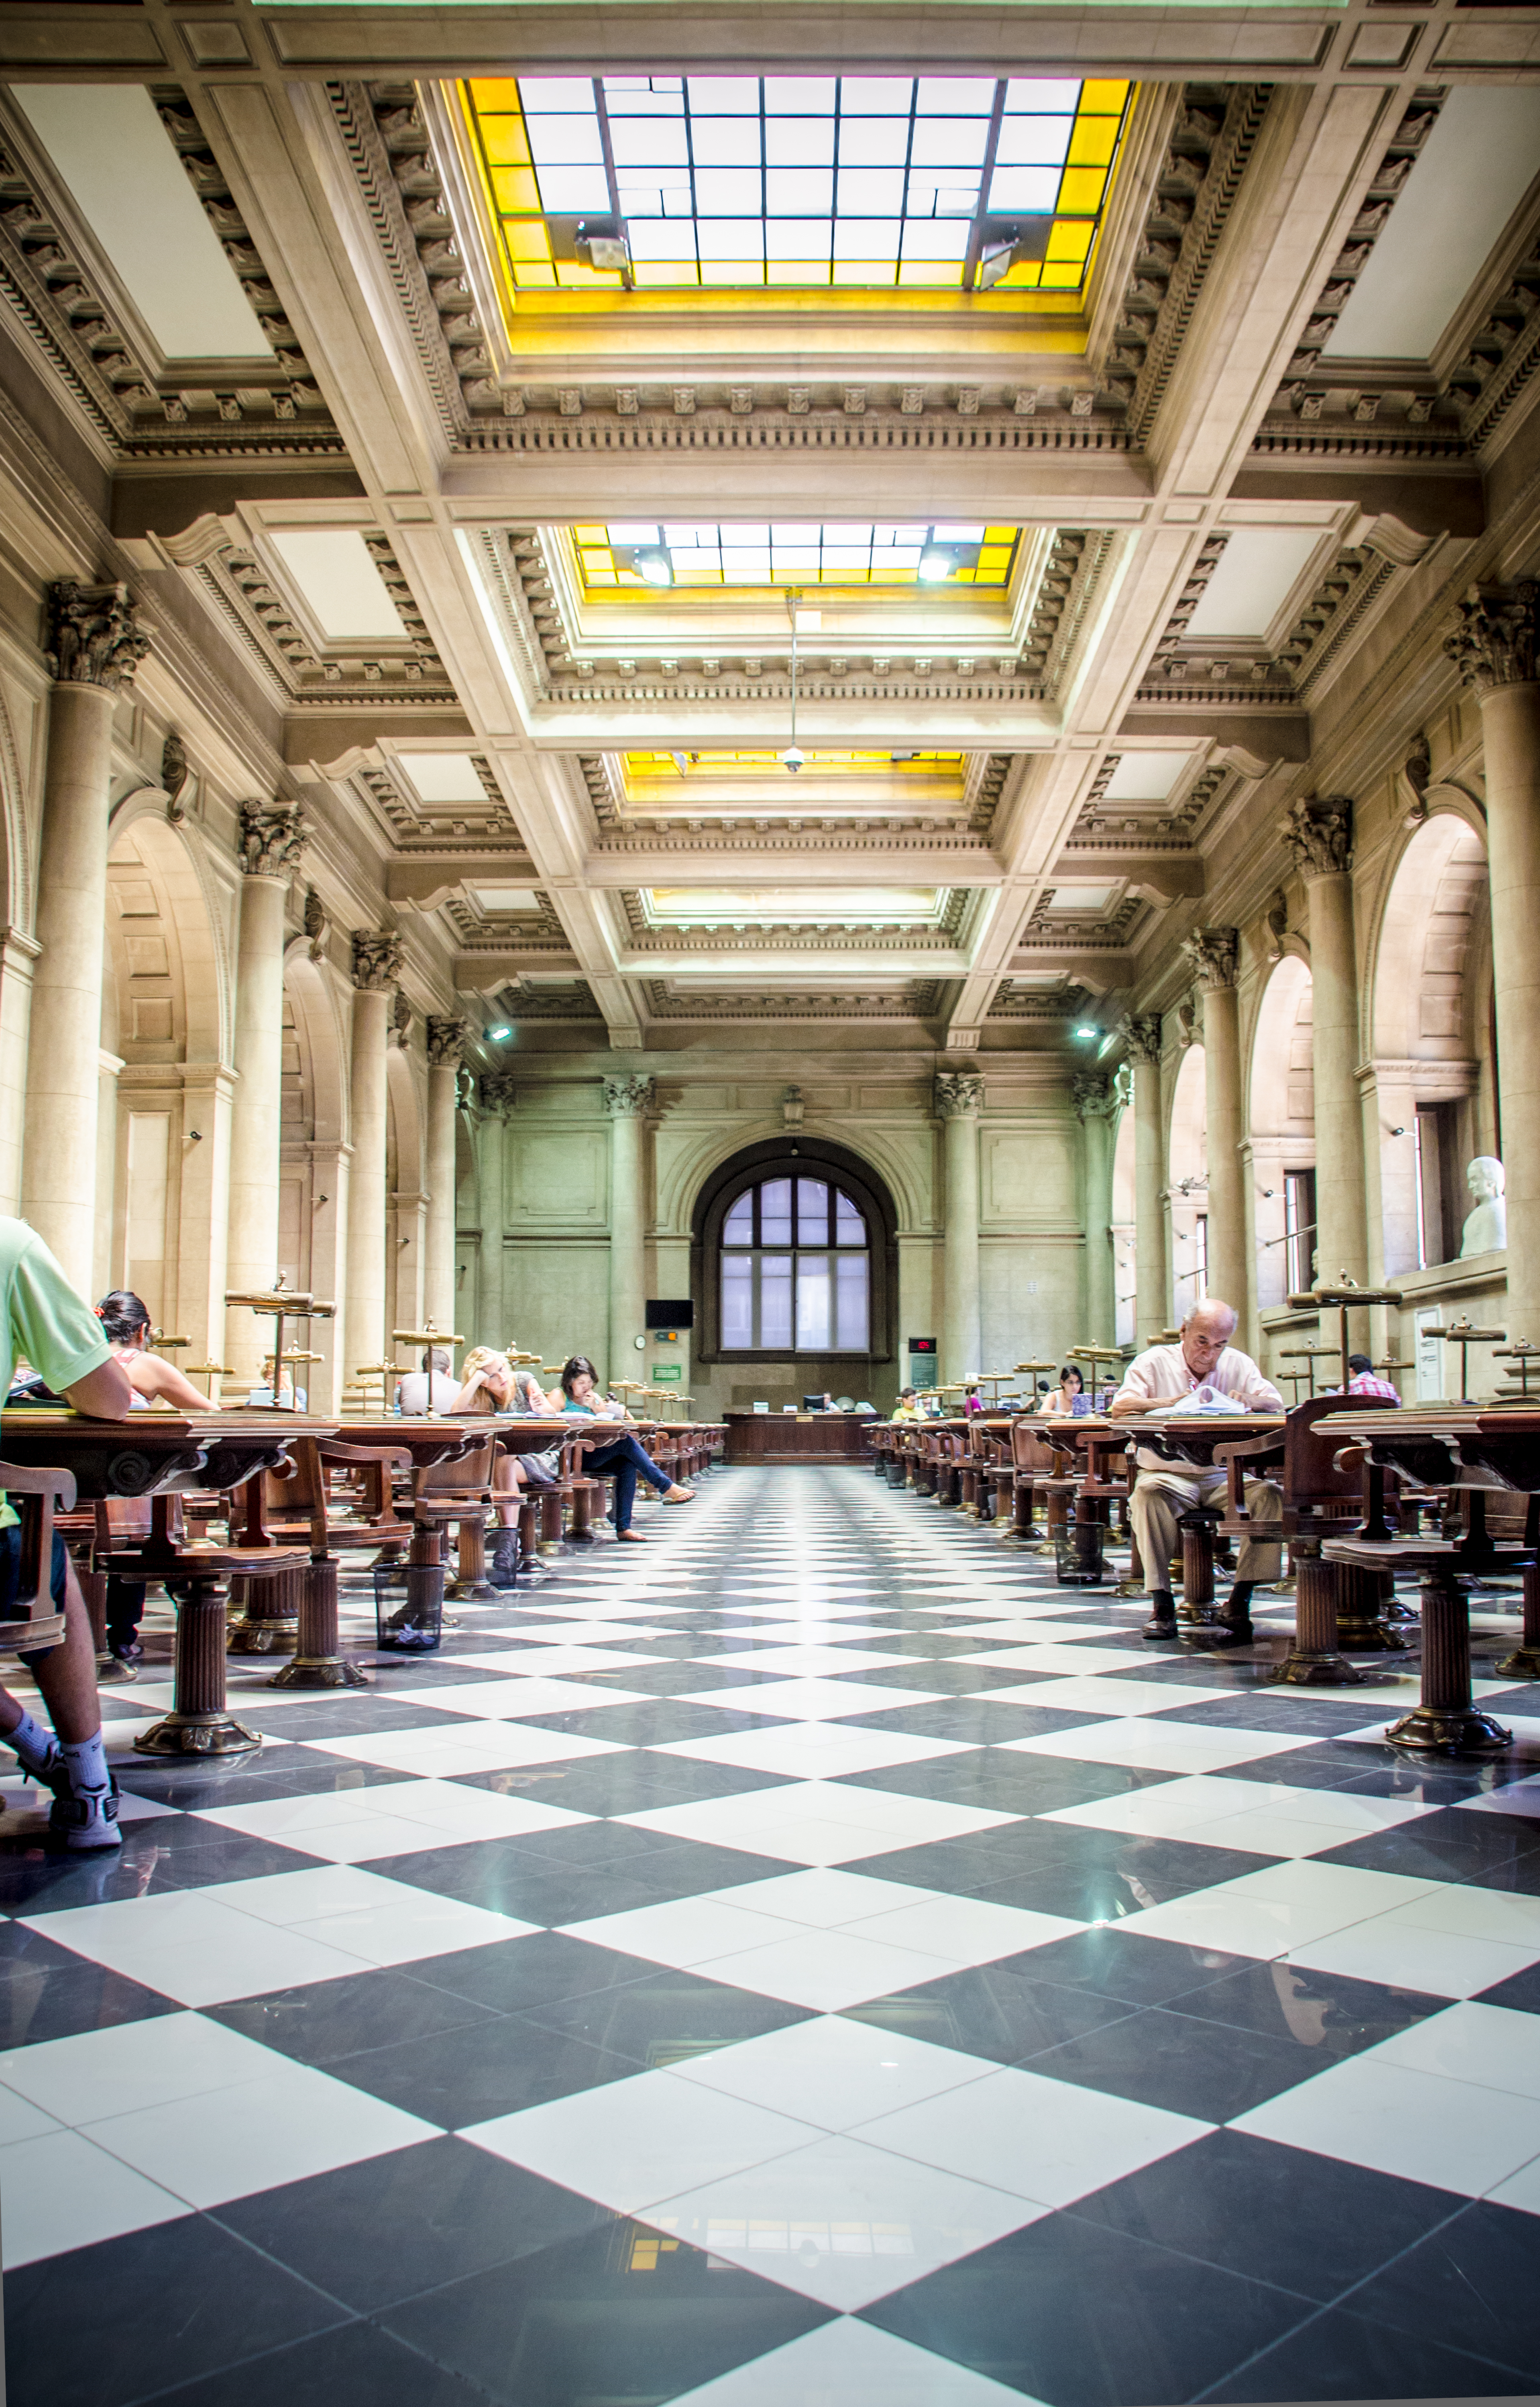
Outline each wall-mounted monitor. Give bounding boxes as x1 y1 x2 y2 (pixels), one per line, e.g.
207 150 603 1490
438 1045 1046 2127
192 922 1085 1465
646 1299 695 1329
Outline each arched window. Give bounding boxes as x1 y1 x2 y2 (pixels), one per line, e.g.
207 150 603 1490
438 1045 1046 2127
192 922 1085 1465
719 1175 869 1353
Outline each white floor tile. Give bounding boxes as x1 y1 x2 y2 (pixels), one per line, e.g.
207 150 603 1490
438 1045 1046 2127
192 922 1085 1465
618 1782 1016 1865
464 2067 820 2212
964 1645 1155 1674
647 2133 1043 2311
409 1677 653 1718
0 2010 283 2126
475 1620 672 1645
652 1728 968 1781
1364 2001 1540 2100
1232 2054 1540 2195
564 1893 811 1968
1485 2155 1540 2215
1385 1883 1540 1947
193 1777 589 1861
671 2014 994 2129
843 1895 1084 1968
705 1870 938 1928
1127 1861 1440 1963
20 1891 379 2007
664 2314 1033 2405
1039 1776 1432 1851
0 2128 188 2267
1453 1777 1540 1820
449 1645 661 1674
303 1722 626 1777
0 2086 61 2146
1287 1920 1540 2000
989 1677 1226 1717
853 2064 1210 2207
693 1927 959 2011
680 1679 943 1722
81 2061 439 2207
997 1720 1316 1775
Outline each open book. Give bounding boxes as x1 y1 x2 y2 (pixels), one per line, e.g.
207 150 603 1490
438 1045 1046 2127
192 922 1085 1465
1141 1389 1249 1418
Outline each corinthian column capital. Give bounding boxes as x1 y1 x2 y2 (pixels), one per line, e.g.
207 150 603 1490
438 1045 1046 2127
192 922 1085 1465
1281 794 1354 877
45 581 149 691
934 1069 984 1120
1073 1070 1119 1122
351 928 403 991
603 1073 655 1118
1120 1011 1162 1067
480 1070 517 1114
1446 579 1539 693
426 1014 469 1068
238 802 310 880
1179 926 1239 991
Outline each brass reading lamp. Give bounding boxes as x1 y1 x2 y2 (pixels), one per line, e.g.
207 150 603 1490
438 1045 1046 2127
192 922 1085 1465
224 1276 334 1408
1493 1339 1540 1400
150 1327 191 1353
183 1359 234 1402
1014 1359 1057 1409
393 1319 463 1358
1286 1273 1404 1394
352 1360 404 1412
1278 1343 1344 1400
1428 1315 1507 1404
1068 1343 1124 1405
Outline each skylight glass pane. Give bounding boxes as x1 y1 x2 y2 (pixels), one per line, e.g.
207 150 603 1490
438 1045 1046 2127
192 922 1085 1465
576 522 1021 593
467 74 1129 294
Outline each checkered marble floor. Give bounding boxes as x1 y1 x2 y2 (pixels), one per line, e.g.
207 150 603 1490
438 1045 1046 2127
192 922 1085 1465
6 1469 1540 2403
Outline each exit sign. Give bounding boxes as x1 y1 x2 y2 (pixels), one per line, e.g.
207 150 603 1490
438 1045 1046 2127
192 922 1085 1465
652 1363 682 1383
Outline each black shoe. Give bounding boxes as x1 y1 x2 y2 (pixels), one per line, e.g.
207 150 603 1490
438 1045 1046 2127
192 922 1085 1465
1143 1593 1178 1642
490 1532 520 1589
1211 1619 1255 1647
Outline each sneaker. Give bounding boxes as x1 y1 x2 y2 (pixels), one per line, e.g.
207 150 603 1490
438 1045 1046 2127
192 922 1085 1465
48 1772 121 1853
490 1531 520 1589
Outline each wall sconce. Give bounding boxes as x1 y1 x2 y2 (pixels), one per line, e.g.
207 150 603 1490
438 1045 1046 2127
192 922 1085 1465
1390 1126 1406 1137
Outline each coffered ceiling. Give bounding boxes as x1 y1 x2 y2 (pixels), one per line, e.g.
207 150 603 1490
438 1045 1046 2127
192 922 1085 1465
0 0 1535 1058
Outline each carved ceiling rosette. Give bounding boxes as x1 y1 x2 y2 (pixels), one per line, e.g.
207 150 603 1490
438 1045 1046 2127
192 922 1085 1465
426 1014 469 1068
1446 581 1539 694
603 1074 655 1118
1179 926 1239 990
1280 794 1353 877
45 581 149 691
350 928 404 991
934 1069 984 1119
238 802 310 880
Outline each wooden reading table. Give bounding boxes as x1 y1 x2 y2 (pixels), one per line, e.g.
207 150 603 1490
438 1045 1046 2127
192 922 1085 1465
1118 1413 1285 1623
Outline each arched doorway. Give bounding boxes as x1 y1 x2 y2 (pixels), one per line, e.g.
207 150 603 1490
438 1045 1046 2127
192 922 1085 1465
1248 955 1316 1312
691 1136 898 1412
1369 814 1495 1274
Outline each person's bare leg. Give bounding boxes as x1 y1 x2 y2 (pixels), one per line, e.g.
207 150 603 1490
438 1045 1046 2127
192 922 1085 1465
0 1560 102 1743
0 1559 120 1846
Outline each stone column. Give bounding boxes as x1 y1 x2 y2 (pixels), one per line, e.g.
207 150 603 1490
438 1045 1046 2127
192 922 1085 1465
479 1072 514 1345
1122 1013 1168 1343
936 1068 984 1383
1448 583 1540 1343
343 929 402 1386
21 583 149 1289
425 1016 468 1332
225 804 309 1382
1283 797 1369 1309
1074 1070 1119 1343
1180 929 1249 1327
604 1072 654 1387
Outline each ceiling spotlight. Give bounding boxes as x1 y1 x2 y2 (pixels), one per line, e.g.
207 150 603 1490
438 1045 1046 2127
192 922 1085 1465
918 544 956 583
1074 1023 1098 1040
976 229 1019 289
636 546 673 588
486 1024 512 1041
575 221 631 274
781 746 805 774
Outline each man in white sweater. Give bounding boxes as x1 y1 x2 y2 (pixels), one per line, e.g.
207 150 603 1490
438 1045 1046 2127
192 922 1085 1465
1108 1300 1284 1646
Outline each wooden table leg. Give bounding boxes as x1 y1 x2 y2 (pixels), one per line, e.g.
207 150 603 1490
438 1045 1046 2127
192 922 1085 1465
567 1481 597 1545
1271 1549 1363 1686
134 1575 263 1754
1061 1494 1108 1586
269 1554 370 1690
539 1489 565 1555
1386 1570 1511 1755
446 1512 498 1600
1497 1561 1540 1679
228 1562 301 1655
1177 1511 1220 1626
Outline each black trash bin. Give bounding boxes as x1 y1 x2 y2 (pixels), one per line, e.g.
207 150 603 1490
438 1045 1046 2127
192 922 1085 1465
373 1558 445 1651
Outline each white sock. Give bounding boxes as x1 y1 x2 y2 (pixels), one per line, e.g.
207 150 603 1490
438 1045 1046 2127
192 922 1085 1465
60 1730 109 1798
5 1709 61 1779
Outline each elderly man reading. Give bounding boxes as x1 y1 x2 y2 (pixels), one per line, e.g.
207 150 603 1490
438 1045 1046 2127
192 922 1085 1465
1108 1300 1284 1647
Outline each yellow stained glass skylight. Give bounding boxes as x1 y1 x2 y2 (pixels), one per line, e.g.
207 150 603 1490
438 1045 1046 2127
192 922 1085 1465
465 75 1129 295
580 525 1019 594
625 749 964 781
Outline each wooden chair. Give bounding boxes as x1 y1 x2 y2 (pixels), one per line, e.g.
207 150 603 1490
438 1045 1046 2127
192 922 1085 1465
0 1459 76 1659
1214 1397 1397 1682
409 1434 503 1596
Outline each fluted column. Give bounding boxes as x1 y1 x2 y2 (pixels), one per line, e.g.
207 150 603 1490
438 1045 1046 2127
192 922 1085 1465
425 1016 468 1331
604 1073 654 1386
479 1072 513 1344
1181 929 1249 1327
21 583 149 1288
344 930 401 1384
225 804 309 1382
1448 583 1540 1344
936 1069 983 1382
1122 1015 1169 1343
1074 1071 1119 1342
1283 797 1369 1306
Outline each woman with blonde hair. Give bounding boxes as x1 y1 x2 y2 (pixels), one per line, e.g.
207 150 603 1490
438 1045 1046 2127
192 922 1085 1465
448 1346 558 1584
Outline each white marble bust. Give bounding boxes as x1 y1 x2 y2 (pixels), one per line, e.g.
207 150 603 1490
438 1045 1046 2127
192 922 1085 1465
1459 1155 1507 1256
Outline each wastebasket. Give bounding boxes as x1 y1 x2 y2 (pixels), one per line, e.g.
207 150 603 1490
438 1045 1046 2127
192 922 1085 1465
373 1558 445 1651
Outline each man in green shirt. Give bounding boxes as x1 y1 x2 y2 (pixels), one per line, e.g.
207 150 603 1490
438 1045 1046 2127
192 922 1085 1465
0 1220 132 1848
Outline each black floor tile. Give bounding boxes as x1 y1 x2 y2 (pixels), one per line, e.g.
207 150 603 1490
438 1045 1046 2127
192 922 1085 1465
148 2316 492 2406
317 2005 645 2124
865 2210 1310 2407
216 2136 614 2313
209 1965 500 2065
526 1964 813 2062
1170 1955 1444 2054
159 1830 332 1886
611 1837 795 1897
1199 2299 1530 2402
994 1925 1247 2008
367 1838 688 1924
1338 2198 1540 2381
845 1962 1136 2063
483 1818 684 1873
0 1848 187 1913
1027 2001 1351 2120
841 1698 1117 1744
0 1950 178 2046
966 1833 1273 1923
1314 1813 1540 1886
839 1834 1037 1895
845 1660 1041 1695
1474 1958 1540 2013
381 2218 833 2407
239 1698 467 1739
115 1753 410 1807
1070 2128 1463 2305
3 2210 346 2407
521 1700 772 1745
